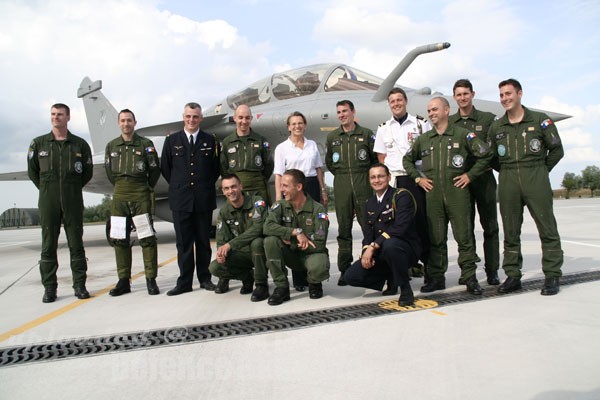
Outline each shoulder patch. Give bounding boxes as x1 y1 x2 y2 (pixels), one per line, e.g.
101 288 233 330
254 200 266 208
271 202 280 210
145 146 156 153
467 132 477 141
263 141 270 149
541 119 553 129
317 212 329 221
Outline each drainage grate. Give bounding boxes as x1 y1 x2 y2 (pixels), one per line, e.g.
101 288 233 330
1 270 599 367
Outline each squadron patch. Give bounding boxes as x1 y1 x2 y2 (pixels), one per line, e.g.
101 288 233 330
136 161 146 172
254 155 263 167
74 161 83 174
229 159 237 168
529 138 542 153
271 202 280 210
217 221 223 231
498 144 506 157
332 152 340 163
28 149 34 160
111 152 119 157
149 159 157 168
358 148 367 161
39 151 48 157
228 147 237 153
305 218 313 226
452 154 464 168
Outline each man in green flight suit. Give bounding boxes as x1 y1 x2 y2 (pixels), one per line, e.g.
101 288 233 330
489 79 564 296
209 173 269 302
27 103 93 303
450 79 500 285
404 97 492 295
105 109 161 296
325 100 376 285
263 169 330 305
220 105 274 204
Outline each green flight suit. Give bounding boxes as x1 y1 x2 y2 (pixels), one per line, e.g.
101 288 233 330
325 123 376 273
27 131 93 289
209 194 268 284
263 197 330 288
105 133 161 280
220 129 274 204
489 106 564 278
449 107 499 275
404 125 493 282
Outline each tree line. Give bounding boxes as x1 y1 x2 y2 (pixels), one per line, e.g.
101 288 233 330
561 165 600 199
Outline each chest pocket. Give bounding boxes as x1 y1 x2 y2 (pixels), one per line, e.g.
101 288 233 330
282 215 294 227
131 149 146 177
109 149 122 174
420 148 433 172
354 137 370 166
330 140 342 164
38 145 52 173
495 132 509 158
226 219 241 237
449 147 467 171
523 126 544 156
68 144 83 175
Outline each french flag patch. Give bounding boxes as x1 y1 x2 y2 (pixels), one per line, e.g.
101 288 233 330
318 212 329 221
467 132 477 141
541 119 554 129
255 200 266 208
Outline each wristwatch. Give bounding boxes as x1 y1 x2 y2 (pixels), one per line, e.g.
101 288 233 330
296 228 303 235
415 177 421 184
369 242 377 249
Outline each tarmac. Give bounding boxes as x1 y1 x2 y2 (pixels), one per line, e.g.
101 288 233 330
0 197 599 400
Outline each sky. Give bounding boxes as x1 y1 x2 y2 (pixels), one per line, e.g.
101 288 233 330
0 0 599 213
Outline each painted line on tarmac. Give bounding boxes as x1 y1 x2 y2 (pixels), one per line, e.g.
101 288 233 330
562 240 600 248
0 255 177 344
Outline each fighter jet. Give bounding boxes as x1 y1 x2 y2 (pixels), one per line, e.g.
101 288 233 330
2 42 570 224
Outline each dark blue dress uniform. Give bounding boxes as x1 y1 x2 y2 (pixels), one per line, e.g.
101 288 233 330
344 186 421 291
161 130 220 289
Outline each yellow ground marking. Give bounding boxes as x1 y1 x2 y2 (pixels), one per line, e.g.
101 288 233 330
378 298 438 312
0 255 177 344
429 310 447 316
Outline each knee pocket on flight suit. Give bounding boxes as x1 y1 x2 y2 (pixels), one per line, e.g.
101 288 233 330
139 236 157 248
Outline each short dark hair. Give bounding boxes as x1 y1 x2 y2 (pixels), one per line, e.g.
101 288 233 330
118 109 136 122
369 163 390 176
453 79 473 93
51 103 70 116
499 78 522 92
286 111 307 125
336 99 355 111
221 173 241 185
283 169 306 189
387 87 407 101
185 102 202 112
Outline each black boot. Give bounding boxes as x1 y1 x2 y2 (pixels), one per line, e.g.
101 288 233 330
465 276 483 295
146 278 160 295
541 277 560 296
268 287 291 306
498 277 521 294
486 270 500 285
308 283 323 299
215 278 230 294
240 278 254 295
74 285 90 299
251 285 269 302
109 279 131 296
398 284 414 306
42 287 57 303
382 281 398 296
420 279 445 293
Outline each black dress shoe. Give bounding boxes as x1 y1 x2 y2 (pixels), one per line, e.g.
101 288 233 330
308 283 323 299
109 279 131 297
382 281 398 296
268 287 291 306
541 277 560 296
337 274 348 286
398 285 414 306
215 278 230 294
420 279 445 293
240 279 254 295
146 278 160 295
497 276 522 294
465 276 483 295
486 271 500 285
74 285 90 299
42 287 57 303
166 286 192 296
251 285 269 302
294 284 306 292
200 280 216 291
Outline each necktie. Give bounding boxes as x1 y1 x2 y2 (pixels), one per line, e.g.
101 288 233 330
189 135 194 147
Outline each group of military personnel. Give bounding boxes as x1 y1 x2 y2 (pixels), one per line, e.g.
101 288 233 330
27 76 564 307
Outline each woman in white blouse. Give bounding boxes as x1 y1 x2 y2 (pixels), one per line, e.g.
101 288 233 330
273 111 328 206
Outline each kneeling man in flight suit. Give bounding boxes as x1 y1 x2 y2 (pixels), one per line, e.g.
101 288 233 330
209 173 269 301
344 163 422 306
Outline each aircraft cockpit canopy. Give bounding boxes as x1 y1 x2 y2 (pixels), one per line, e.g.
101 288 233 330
226 64 384 109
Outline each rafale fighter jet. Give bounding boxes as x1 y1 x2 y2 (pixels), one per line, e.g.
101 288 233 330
2 42 570 224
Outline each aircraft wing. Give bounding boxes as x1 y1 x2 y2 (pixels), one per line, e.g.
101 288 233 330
0 170 29 181
135 114 227 137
